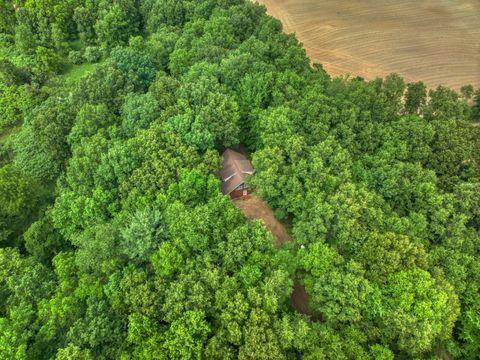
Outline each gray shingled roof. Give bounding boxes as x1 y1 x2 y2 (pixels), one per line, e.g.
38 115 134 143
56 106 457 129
220 149 254 195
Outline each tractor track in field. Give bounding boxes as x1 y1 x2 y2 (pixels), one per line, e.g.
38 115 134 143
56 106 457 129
255 0 480 90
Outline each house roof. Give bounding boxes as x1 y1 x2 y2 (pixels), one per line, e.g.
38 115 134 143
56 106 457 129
220 149 255 195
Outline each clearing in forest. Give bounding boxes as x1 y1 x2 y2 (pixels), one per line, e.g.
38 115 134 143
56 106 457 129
255 0 480 90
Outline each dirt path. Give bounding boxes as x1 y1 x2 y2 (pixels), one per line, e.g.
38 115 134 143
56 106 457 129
234 195 313 317
234 196 291 245
255 0 480 90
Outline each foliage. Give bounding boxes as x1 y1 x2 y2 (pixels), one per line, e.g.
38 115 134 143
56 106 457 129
109 46 156 88
0 165 43 245
83 46 101 63
68 51 83 65
379 269 459 356
121 92 160 137
0 0 478 358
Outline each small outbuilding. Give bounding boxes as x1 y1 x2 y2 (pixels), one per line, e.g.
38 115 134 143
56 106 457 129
220 149 255 199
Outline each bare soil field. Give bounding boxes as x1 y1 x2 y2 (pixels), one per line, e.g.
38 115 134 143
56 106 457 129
255 0 480 90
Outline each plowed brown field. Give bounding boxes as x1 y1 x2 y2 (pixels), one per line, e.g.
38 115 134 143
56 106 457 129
255 0 480 90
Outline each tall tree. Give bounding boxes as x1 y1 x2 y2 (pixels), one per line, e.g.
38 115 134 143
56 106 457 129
404 81 427 115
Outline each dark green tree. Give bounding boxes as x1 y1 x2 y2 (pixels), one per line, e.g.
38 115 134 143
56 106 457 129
404 81 427 114
121 93 160 137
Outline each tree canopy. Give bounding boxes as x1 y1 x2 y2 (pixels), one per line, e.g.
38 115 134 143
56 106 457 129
0 0 479 359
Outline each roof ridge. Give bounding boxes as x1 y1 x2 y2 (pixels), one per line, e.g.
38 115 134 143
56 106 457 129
232 158 242 177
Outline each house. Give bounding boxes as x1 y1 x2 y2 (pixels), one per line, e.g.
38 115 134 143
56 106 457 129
220 149 255 199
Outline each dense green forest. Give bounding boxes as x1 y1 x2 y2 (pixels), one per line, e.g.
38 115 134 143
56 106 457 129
1 0 480 359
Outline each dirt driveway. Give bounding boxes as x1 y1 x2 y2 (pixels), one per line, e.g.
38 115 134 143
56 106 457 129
234 195 291 245
234 195 315 317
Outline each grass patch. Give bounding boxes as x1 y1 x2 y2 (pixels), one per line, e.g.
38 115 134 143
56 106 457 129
60 62 101 84
69 40 83 51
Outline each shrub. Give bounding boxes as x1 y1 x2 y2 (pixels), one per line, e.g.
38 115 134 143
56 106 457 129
83 46 102 63
0 34 14 48
68 51 83 65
